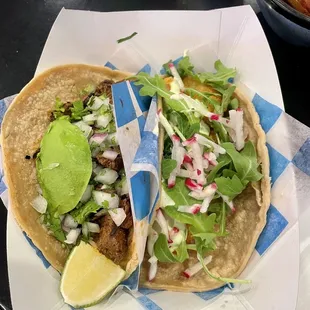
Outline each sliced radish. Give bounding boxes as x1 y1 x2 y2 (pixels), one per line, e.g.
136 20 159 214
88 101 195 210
189 182 217 201
89 133 108 146
202 159 209 169
195 134 226 155
178 204 201 214
147 228 159 257
218 192 235 212
92 191 119 209
203 152 218 166
183 256 212 278
185 178 203 191
32 195 48 214
177 169 196 179
102 149 118 160
94 168 118 185
108 208 126 226
155 209 170 240
63 214 78 229
229 109 245 151
148 256 158 281
64 228 81 244
157 109 175 138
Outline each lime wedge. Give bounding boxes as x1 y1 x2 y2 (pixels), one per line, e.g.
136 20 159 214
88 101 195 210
60 241 126 308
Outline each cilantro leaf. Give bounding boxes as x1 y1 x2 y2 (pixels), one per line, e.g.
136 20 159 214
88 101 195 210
207 154 231 182
162 159 177 179
221 85 236 113
70 200 101 224
222 141 263 182
117 32 138 44
215 175 245 199
177 56 194 77
198 60 236 86
154 233 188 263
163 178 201 208
44 211 65 242
70 100 89 121
53 98 65 119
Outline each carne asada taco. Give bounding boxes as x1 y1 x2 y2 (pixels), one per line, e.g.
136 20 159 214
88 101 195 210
1 65 138 297
134 57 270 291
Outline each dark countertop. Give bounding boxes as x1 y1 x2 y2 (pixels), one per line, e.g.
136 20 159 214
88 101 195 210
0 1 309 309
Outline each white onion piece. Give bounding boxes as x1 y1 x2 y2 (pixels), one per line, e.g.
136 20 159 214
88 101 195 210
95 114 112 128
92 147 101 158
73 121 92 139
92 190 119 209
116 178 129 196
80 185 93 203
63 214 78 229
64 228 81 244
32 195 48 214
102 150 118 160
106 133 118 146
90 97 108 111
93 165 102 175
86 222 100 233
83 114 97 125
89 133 108 146
183 256 212 278
94 168 118 185
108 208 126 226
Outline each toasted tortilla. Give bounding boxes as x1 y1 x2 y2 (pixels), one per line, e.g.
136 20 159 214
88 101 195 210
1 64 138 276
140 84 271 291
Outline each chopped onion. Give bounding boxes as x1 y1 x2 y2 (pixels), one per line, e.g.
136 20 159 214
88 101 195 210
82 114 97 125
178 204 201 214
92 190 119 209
106 133 118 146
89 133 108 146
95 114 112 128
94 168 118 185
90 97 109 111
108 208 126 226
32 195 48 214
116 178 129 196
63 214 78 229
86 222 100 233
183 256 212 278
64 228 81 244
73 121 93 139
92 147 101 158
80 185 93 203
102 150 118 160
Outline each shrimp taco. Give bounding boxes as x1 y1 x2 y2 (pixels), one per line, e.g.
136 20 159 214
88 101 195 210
133 56 270 291
1 64 138 305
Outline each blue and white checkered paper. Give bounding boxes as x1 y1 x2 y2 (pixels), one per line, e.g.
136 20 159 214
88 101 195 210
1 44 309 310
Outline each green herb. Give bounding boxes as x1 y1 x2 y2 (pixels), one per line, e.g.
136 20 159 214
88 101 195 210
177 56 194 77
154 233 189 263
215 175 244 199
198 60 236 86
211 121 229 143
44 211 65 242
207 154 231 182
70 100 89 121
230 98 239 110
102 200 109 209
162 59 173 76
222 169 236 178
222 141 263 182
117 32 138 44
53 98 65 119
162 159 177 179
221 85 236 113
70 200 101 224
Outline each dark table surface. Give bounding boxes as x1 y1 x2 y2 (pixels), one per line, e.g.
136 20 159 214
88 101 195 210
1 1 310 309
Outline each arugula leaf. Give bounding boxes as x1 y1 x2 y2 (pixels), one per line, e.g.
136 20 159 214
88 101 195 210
219 200 227 236
163 178 201 208
195 236 217 256
70 200 101 224
215 175 244 199
117 32 138 44
162 159 177 179
207 154 231 182
198 60 236 86
70 100 89 121
222 142 263 182
222 169 236 178
162 59 173 76
230 98 239 110
133 73 188 112
177 56 194 77
192 232 217 244
221 85 236 113
154 233 188 263
163 135 173 159
211 121 229 143
164 206 216 233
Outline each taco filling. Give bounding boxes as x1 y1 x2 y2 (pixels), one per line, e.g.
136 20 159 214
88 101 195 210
133 56 270 290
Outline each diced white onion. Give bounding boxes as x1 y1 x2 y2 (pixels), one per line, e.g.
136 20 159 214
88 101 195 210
82 114 97 125
94 168 118 185
73 121 93 139
102 150 118 160
64 228 81 244
63 214 78 229
116 178 129 196
90 97 109 111
95 114 112 128
92 190 119 209
86 222 100 233
32 195 48 214
108 208 126 226
80 185 93 203
106 133 118 146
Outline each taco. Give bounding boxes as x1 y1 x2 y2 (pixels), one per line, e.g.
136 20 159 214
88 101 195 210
1 65 138 290
134 57 270 291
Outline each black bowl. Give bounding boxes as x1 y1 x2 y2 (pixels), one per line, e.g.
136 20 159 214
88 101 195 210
257 0 310 46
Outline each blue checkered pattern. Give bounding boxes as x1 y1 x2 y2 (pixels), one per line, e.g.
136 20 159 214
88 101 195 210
1 53 309 310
